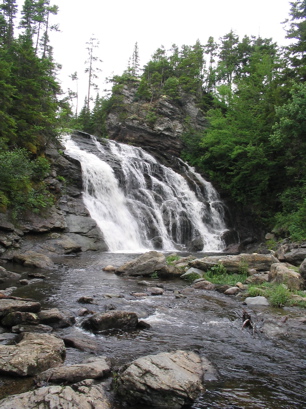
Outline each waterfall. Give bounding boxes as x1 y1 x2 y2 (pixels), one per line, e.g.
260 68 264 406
63 134 228 253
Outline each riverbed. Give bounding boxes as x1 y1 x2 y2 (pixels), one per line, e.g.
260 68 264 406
1 251 306 408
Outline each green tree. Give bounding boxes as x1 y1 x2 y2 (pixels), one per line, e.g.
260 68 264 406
0 0 17 45
283 0 306 80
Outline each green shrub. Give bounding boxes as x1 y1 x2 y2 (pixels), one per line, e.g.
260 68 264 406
266 284 290 307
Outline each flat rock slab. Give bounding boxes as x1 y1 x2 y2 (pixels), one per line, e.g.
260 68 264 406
37 357 111 383
0 299 41 318
117 350 205 408
190 253 279 273
13 251 55 269
0 381 111 409
0 332 65 376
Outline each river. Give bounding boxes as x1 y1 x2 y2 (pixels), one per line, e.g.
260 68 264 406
1 251 305 409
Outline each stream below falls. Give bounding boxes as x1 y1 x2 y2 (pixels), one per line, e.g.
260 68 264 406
1 251 306 409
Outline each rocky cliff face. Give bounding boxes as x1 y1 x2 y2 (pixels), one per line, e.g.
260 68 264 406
0 142 108 267
106 79 206 168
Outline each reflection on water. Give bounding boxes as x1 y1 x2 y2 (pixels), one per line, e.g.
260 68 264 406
1 252 306 408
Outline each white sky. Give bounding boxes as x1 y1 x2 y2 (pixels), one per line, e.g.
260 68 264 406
48 0 292 108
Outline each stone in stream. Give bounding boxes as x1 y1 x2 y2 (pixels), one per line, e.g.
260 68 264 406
115 251 166 276
1 311 40 327
36 356 111 384
38 308 75 328
0 333 65 376
0 266 21 282
0 299 41 319
82 310 139 333
116 350 206 409
0 380 111 409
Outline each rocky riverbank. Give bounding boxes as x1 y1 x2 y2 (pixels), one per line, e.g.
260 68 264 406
0 250 305 408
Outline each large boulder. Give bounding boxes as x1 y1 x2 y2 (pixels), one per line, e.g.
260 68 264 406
37 356 111 384
0 333 65 376
13 251 55 269
268 263 304 290
117 350 205 409
115 251 166 276
0 381 111 409
189 253 279 273
82 310 139 333
275 243 306 266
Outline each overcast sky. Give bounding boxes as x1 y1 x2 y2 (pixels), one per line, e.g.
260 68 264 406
47 0 292 107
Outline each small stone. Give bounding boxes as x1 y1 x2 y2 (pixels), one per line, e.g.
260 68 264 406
103 265 116 272
77 296 94 304
149 287 164 295
224 286 240 295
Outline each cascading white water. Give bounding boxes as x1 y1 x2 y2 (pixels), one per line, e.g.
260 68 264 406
63 134 228 252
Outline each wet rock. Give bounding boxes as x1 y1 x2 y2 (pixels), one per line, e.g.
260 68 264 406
1 311 39 327
63 330 98 352
117 350 205 409
103 265 116 272
11 324 53 334
78 308 94 316
137 280 151 286
0 381 111 409
132 292 147 297
37 356 111 384
192 280 216 290
13 251 55 269
0 266 21 282
0 332 18 345
19 279 30 285
190 253 279 273
115 251 166 276
244 296 270 306
149 287 164 295
0 333 65 376
78 296 95 304
269 262 304 290
137 320 151 329
0 299 41 318
201 356 220 382
28 272 46 279
261 319 288 338
82 310 139 333
38 308 75 328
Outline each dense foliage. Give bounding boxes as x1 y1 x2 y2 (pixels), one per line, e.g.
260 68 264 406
0 0 65 215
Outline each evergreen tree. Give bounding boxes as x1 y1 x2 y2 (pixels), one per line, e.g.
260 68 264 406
0 0 17 45
283 0 306 80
